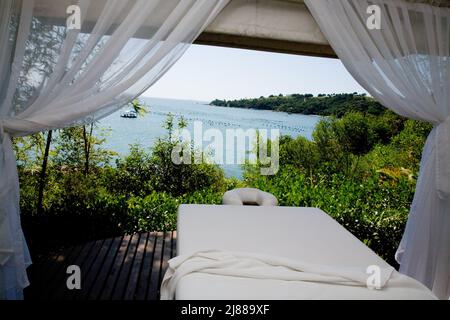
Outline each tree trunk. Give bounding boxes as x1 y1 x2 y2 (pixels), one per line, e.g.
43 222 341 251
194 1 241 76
37 130 52 216
82 124 93 176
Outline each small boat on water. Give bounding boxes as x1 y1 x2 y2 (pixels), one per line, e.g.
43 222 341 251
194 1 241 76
120 109 138 118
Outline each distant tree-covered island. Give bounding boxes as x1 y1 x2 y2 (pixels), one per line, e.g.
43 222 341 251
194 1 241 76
210 93 386 117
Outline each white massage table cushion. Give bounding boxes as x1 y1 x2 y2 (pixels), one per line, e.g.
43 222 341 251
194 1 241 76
174 205 436 300
222 188 278 206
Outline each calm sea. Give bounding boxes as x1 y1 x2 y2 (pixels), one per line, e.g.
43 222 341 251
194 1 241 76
97 97 321 178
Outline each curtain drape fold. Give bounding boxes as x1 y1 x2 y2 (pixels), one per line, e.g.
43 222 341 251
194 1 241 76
305 0 450 299
0 0 229 299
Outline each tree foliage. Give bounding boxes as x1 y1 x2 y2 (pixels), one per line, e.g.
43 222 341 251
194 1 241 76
211 93 385 117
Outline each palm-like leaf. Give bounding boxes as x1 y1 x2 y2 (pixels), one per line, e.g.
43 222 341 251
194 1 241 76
130 99 148 117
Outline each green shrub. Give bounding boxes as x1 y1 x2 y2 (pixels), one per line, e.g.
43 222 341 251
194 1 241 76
244 166 413 265
126 192 179 233
279 136 320 173
105 144 154 196
149 139 225 197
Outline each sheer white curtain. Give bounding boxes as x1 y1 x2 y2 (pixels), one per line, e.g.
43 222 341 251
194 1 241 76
0 0 229 299
305 0 450 299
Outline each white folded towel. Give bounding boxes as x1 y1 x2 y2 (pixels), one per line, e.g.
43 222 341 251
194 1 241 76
160 250 395 300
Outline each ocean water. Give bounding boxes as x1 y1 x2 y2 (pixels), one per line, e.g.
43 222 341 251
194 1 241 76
97 97 321 178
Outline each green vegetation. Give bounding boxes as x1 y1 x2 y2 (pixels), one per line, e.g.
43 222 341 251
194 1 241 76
15 102 431 266
17 115 235 254
244 111 431 265
211 93 385 117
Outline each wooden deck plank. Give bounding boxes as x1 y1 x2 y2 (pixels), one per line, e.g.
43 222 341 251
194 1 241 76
134 232 156 300
42 247 77 292
98 235 132 300
60 239 105 300
123 232 149 300
26 231 177 300
147 232 164 300
40 244 84 299
111 234 140 300
158 231 173 298
75 238 113 300
50 240 98 299
87 236 123 300
73 239 113 300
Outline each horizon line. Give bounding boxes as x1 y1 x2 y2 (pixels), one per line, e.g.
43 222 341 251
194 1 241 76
141 91 371 103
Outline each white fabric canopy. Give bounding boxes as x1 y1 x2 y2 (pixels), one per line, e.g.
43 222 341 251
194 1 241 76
305 0 450 299
0 0 229 299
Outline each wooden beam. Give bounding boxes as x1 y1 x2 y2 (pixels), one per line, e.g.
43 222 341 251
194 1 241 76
195 32 337 58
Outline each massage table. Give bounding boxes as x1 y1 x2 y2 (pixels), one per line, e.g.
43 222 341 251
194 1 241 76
171 204 436 300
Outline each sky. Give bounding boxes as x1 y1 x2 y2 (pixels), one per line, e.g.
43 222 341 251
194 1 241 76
144 44 368 102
